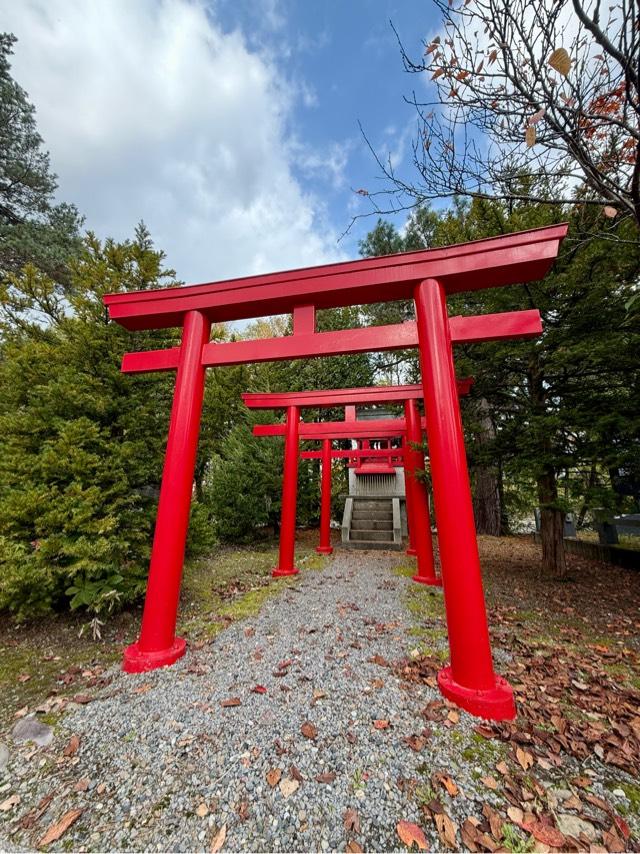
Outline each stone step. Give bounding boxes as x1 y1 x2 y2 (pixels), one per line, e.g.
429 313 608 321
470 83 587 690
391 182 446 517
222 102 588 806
343 540 403 551
352 500 393 511
351 510 393 521
350 518 394 531
349 529 395 542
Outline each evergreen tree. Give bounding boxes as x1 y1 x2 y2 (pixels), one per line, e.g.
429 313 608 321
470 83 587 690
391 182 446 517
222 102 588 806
0 34 82 291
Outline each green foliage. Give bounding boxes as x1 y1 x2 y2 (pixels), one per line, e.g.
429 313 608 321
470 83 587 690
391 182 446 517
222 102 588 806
0 227 178 619
0 34 82 287
205 414 285 543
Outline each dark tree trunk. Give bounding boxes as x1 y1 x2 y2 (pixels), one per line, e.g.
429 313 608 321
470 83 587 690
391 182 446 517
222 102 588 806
537 466 567 577
528 350 566 577
472 397 502 536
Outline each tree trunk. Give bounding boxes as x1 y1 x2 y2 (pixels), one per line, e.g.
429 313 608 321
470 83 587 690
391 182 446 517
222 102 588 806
471 397 502 536
537 466 567 577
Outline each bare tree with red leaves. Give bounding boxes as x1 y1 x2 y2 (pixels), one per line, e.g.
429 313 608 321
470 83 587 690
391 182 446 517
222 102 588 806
362 0 639 232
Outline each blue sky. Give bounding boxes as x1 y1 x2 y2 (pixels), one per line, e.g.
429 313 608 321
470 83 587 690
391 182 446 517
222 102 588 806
1 0 440 283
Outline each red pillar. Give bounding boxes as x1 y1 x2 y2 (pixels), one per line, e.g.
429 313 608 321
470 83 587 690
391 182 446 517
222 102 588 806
273 405 300 577
403 435 417 557
123 310 211 673
316 438 334 554
414 278 515 721
404 399 441 587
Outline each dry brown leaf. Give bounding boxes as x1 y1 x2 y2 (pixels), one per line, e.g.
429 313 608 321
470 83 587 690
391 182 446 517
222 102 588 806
373 719 390 730
301 721 317 739
315 772 336 784
63 735 80 757
210 823 226 853
525 126 536 148
434 811 458 849
516 746 534 770
507 806 524 824
266 768 282 788
196 802 209 818
549 47 571 76
0 794 20 812
483 803 504 841
17 673 31 682
496 760 509 776
279 777 299 798
38 808 83 846
346 841 364 853
344 808 361 834
481 775 498 790
220 697 241 707
74 778 90 792
397 819 428 851
435 773 459 797
447 710 459 725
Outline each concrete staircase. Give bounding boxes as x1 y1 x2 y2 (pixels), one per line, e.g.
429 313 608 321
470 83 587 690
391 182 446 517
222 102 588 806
343 497 400 550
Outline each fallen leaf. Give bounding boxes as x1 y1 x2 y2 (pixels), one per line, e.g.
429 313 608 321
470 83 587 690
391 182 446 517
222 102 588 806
507 806 524 824
17 673 31 682
71 694 92 704
481 775 498 790
266 768 282 788
496 760 509 776
434 812 458 849
516 746 534 770
301 721 317 740
315 772 336 784
133 682 152 694
344 808 361 833
403 735 426 752
435 773 459 797
346 842 364 853
63 735 80 757
210 823 226 853
397 819 428 851
74 778 90 792
244 627 255 637
96 783 106 795
38 808 83 846
483 803 504 841
312 689 327 702
279 777 299 798
251 685 267 694
196 803 209 818
447 710 459 725
220 697 241 708
290 764 304 782
373 719 390 730
0 794 20 811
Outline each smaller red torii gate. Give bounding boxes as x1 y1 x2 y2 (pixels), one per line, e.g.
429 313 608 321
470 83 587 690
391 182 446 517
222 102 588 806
244 381 473 585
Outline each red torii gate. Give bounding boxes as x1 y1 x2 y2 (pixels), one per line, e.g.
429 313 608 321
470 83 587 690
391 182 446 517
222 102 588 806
243 381 473 583
103 223 567 720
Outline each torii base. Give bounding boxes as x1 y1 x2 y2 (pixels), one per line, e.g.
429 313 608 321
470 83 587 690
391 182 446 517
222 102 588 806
412 574 443 587
122 637 186 674
406 547 417 556
272 567 299 578
315 546 334 555
438 666 516 721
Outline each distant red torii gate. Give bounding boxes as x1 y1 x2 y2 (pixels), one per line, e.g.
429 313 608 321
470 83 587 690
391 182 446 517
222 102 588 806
244 381 473 584
104 223 567 720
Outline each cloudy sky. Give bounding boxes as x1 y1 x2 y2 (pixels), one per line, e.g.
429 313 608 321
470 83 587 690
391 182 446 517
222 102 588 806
1 0 439 285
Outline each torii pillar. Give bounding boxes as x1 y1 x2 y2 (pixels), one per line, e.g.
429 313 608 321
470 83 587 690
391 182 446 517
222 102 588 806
414 278 513 718
404 398 440 586
273 404 300 577
316 438 334 554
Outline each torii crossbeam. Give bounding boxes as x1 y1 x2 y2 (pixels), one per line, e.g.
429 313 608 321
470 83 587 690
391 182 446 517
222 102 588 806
104 223 567 721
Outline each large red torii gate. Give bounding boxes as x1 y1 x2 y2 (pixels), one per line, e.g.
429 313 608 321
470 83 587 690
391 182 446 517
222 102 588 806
104 223 567 720
243 381 473 584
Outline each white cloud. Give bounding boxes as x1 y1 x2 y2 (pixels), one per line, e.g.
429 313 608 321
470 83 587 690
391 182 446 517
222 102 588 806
1 0 345 282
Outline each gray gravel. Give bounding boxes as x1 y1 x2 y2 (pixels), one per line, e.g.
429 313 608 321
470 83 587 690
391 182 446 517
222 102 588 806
0 551 487 852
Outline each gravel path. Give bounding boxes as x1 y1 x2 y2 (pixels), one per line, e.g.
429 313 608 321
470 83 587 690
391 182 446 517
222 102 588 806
0 551 473 852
